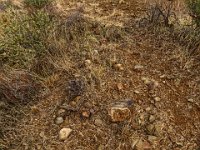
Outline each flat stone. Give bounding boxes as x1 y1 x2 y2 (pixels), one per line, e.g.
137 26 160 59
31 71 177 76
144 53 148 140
108 101 132 122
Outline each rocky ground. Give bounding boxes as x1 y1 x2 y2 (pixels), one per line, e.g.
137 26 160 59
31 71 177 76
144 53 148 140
0 0 200 150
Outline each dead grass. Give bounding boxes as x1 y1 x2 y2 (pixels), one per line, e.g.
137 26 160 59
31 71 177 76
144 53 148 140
0 0 200 150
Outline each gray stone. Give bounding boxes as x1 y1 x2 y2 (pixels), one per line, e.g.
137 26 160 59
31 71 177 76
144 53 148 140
55 117 64 125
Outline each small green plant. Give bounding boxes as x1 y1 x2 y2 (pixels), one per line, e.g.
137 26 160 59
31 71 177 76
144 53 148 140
186 0 200 27
0 9 54 68
24 0 52 9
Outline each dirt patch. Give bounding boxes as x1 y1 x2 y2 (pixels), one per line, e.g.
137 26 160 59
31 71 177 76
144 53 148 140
0 0 199 150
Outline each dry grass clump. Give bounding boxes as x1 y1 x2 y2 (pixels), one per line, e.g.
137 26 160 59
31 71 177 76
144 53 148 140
138 1 200 61
0 69 41 104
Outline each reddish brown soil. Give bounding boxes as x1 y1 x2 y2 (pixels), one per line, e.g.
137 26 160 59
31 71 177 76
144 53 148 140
0 0 199 150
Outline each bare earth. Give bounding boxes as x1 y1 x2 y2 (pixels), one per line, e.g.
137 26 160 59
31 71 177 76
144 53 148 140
0 0 199 150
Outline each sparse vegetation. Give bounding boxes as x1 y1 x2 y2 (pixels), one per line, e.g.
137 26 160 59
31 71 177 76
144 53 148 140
0 0 199 149
186 0 200 26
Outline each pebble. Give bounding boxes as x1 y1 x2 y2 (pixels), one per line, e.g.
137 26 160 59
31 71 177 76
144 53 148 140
0 101 6 107
81 110 90 118
134 65 144 70
145 107 151 112
146 124 155 135
134 90 140 94
57 109 66 116
135 139 152 150
154 97 161 102
108 101 131 122
59 128 72 140
55 117 64 125
149 115 156 123
188 98 194 103
147 135 158 142
114 63 124 71
154 122 164 136
117 83 123 91
85 59 92 66
94 119 103 127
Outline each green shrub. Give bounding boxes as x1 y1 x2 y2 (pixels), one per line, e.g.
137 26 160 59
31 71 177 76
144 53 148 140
186 0 200 26
0 9 54 68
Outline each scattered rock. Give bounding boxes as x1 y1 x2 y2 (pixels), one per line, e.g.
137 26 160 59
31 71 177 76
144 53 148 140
154 122 164 136
85 59 92 67
146 124 155 135
114 63 124 71
134 64 144 70
117 83 123 91
149 115 156 123
108 100 132 122
94 118 103 127
160 74 166 79
145 107 151 112
147 135 158 142
141 77 151 85
0 101 6 108
55 117 64 125
134 90 140 94
57 109 66 116
154 97 161 102
188 98 194 103
81 110 90 118
138 113 149 126
136 139 152 150
131 138 140 149
141 77 159 90
59 128 72 141
31 106 40 114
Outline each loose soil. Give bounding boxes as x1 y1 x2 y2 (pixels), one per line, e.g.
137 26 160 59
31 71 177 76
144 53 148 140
0 0 199 150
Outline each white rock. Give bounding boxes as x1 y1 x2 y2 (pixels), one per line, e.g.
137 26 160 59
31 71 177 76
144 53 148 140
59 128 72 140
134 90 140 94
134 65 144 70
154 97 161 102
55 117 64 125
188 98 194 103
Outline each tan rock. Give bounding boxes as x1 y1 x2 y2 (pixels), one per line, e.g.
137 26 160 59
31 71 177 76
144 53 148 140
117 83 123 91
81 110 90 118
136 139 152 150
114 63 124 71
59 128 72 141
108 101 131 122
